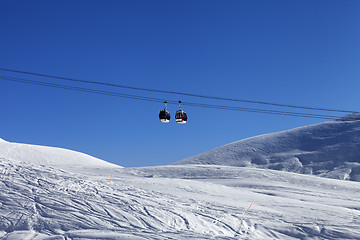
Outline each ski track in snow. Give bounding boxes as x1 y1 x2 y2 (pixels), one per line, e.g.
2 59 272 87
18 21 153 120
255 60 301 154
0 160 359 240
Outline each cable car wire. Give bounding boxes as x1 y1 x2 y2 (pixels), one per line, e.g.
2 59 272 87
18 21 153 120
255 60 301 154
0 75 165 103
0 75 340 120
0 68 356 114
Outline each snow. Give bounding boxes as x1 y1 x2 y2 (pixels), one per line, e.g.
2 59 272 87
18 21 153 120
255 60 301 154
0 115 360 239
174 113 360 182
0 138 120 173
0 159 359 239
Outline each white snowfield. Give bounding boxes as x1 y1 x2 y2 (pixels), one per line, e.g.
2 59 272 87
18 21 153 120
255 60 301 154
0 138 120 172
0 161 359 240
175 113 360 182
0 113 360 239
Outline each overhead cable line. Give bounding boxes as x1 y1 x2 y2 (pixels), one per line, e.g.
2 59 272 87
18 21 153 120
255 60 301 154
0 68 356 114
0 76 165 103
0 75 339 120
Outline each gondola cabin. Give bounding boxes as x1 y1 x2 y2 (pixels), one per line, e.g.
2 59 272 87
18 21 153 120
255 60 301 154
175 109 187 124
159 109 171 123
159 101 171 123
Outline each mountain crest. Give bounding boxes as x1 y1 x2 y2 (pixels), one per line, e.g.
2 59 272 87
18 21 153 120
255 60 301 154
0 139 120 172
174 116 360 181
334 112 360 121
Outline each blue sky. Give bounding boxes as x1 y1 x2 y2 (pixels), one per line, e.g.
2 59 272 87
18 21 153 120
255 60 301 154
1 0 359 167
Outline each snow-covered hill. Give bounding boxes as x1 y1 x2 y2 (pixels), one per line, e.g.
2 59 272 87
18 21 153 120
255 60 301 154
174 113 360 181
0 138 120 173
1 115 360 239
1 159 360 239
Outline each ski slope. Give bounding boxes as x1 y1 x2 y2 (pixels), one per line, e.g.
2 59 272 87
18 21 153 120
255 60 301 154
1 115 360 239
175 113 360 182
0 160 359 239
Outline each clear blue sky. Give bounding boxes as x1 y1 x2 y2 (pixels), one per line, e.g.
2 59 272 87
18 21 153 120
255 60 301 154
1 0 359 167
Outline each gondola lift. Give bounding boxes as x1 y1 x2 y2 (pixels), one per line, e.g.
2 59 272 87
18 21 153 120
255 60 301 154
175 101 188 124
159 101 171 123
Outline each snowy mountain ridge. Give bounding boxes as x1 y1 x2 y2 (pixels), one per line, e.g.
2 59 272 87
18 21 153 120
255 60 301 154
0 116 360 239
175 113 360 181
0 138 120 173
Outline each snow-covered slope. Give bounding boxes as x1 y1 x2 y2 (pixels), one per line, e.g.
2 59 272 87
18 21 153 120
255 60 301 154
174 113 360 181
0 160 359 239
0 137 359 239
0 138 120 172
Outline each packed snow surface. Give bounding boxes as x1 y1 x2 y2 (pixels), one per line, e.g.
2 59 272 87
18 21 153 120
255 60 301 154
0 138 120 172
175 113 360 181
1 114 360 239
0 160 359 239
